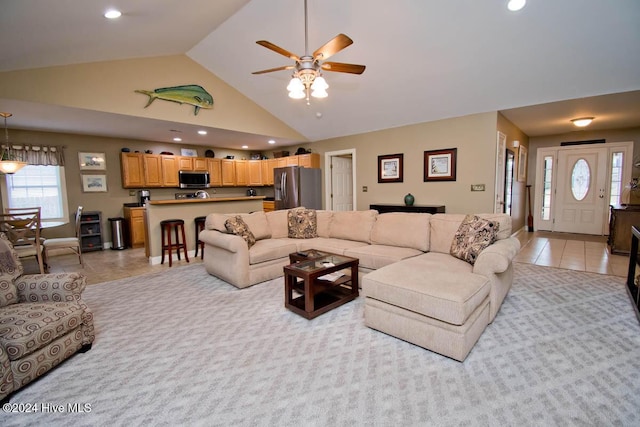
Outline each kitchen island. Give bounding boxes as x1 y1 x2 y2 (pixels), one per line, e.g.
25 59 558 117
145 196 265 264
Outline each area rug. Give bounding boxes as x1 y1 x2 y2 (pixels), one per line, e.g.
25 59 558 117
1 263 639 426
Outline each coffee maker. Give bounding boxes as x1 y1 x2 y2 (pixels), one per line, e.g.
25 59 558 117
139 190 151 205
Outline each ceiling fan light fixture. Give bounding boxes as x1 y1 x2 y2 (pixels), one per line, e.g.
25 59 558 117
311 75 328 91
571 117 594 127
287 76 304 92
311 88 328 99
507 0 526 11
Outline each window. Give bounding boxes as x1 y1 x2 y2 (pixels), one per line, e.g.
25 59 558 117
570 159 590 201
2 165 69 221
609 152 624 205
541 155 553 220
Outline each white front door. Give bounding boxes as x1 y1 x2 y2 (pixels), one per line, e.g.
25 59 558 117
494 132 507 213
553 147 608 234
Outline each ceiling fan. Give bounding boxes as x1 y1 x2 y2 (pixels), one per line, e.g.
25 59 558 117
252 0 366 103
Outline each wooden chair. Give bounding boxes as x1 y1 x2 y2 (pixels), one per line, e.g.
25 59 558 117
42 206 84 268
0 209 45 274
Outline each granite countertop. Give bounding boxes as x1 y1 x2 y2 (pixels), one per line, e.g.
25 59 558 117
147 196 266 206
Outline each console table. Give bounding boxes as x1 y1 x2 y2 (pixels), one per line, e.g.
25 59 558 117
625 226 640 323
609 204 640 254
369 204 445 214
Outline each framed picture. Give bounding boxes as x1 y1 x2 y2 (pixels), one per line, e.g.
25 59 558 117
82 174 108 192
181 148 198 157
518 145 527 182
78 152 106 170
424 148 457 182
378 153 403 183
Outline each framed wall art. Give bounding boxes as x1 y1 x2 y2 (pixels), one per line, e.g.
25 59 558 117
517 145 528 182
82 174 108 192
78 152 106 170
378 153 404 183
424 148 457 182
181 148 198 157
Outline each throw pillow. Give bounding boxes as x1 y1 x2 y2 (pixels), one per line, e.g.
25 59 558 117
225 215 256 249
450 215 500 265
288 208 318 239
0 273 18 307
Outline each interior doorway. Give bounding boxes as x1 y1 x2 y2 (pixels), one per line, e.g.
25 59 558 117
324 149 356 211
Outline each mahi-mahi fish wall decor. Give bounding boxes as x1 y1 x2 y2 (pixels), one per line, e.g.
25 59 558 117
135 84 213 115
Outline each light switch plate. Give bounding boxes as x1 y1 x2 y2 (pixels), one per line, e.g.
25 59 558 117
471 184 485 191
362 186 368 192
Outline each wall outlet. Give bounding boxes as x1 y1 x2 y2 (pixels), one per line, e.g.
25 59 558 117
129 190 137 196
471 184 485 191
362 186 368 192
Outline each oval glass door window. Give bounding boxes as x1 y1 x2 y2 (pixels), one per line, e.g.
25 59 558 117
571 158 590 201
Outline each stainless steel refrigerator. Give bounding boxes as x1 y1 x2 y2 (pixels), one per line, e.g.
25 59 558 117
274 166 322 210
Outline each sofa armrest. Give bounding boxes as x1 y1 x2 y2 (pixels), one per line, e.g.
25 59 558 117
199 229 248 254
473 237 521 275
15 272 87 303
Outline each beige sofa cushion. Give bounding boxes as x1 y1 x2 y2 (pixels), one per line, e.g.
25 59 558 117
249 239 298 265
205 213 229 233
240 211 272 240
363 252 490 325
344 245 423 270
370 212 431 252
316 210 333 238
430 213 511 254
329 210 378 243
265 210 289 239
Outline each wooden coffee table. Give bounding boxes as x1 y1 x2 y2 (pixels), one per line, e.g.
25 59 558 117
284 250 359 319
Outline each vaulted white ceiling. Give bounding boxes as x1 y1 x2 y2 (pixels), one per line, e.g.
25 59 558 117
1 0 639 148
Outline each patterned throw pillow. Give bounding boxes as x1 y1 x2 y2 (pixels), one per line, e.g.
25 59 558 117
288 208 318 239
225 215 256 249
450 215 500 265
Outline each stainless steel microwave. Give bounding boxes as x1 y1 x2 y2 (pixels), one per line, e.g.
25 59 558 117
178 170 210 188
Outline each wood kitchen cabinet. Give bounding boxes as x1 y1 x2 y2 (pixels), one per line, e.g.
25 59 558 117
235 160 248 186
248 160 263 186
221 159 236 186
161 155 179 187
178 156 193 170
298 153 320 168
143 155 163 187
193 157 208 171
121 153 145 188
207 158 222 186
123 206 146 248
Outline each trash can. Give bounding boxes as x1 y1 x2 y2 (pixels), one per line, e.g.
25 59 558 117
108 217 126 250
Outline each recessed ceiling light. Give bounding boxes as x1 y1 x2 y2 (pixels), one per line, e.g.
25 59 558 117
197 130 207 135
507 0 526 11
571 117 594 127
242 145 249 149
268 140 276 145
173 137 182 142
104 9 122 19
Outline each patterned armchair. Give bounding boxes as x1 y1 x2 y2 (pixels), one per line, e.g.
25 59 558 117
0 233 94 403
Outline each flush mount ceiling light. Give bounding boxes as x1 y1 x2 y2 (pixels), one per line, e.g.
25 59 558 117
571 117 594 127
0 113 27 175
507 0 526 11
252 0 365 105
104 9 122 19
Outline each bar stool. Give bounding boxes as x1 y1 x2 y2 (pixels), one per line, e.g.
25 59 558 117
194 216 206 260
160 219 189 267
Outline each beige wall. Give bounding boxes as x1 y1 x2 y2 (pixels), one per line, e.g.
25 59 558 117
0 128 271 242
307 112 500 214
0 55 305 141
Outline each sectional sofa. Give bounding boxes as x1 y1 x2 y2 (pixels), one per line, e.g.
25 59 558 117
199 209 520 360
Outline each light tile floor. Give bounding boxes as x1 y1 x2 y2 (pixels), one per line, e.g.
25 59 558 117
20 230 629 285
513 230 629 277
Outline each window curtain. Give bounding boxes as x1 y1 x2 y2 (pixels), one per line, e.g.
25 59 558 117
3 144 65 166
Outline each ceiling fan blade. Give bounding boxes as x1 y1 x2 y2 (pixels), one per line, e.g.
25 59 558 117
252 65 295 75
313 34 353 60
321 62 366 75
256 40 300 61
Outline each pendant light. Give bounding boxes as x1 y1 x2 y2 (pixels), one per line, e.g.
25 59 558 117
0 113 27 174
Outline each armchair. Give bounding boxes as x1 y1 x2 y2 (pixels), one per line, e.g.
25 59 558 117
0 232 94 403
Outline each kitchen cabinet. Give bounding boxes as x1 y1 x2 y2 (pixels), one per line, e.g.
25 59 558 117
235 160 248 186
298 153 320 168
263 200 275 212
143 155 163 187
178 156 193 170
80 211 103 252
262 159 277 185
123 206 146 248
193 157 208 171
207 158 222 186
221 159 236 186
161 155 179 187
121 153 145 188
248 160 263 186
